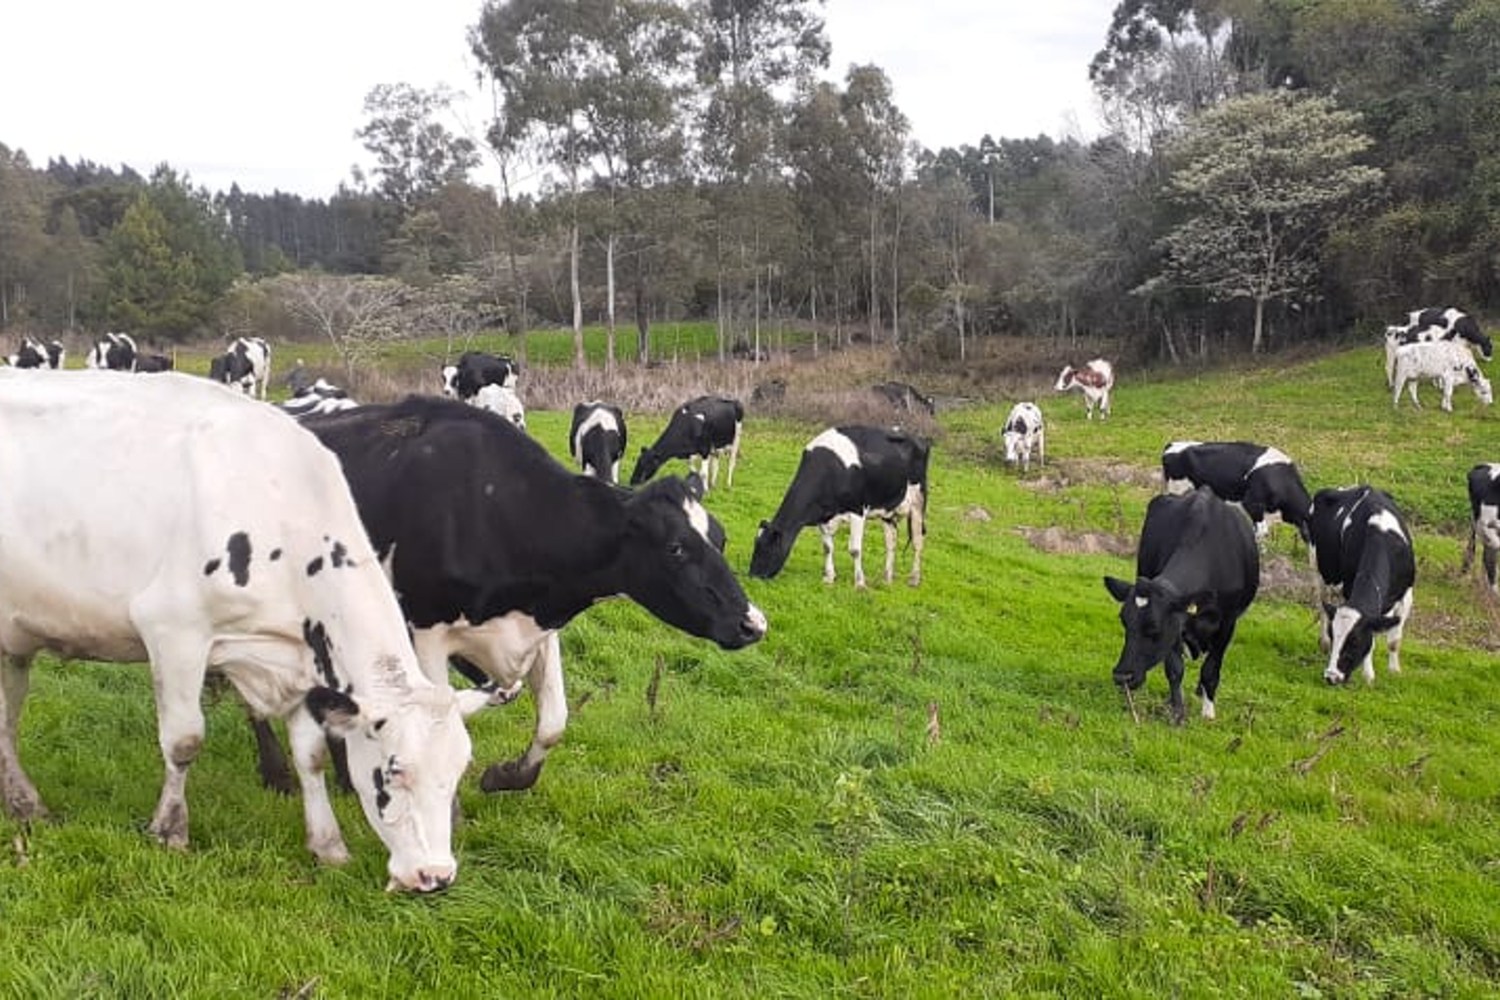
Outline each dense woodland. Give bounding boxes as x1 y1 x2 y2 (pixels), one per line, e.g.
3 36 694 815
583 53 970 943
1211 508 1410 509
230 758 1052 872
1 0 1497 367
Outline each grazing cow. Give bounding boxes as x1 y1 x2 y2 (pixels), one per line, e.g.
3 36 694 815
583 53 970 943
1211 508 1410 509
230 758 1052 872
7 337 64 369
1462 464 1500 596
1384 308 1494 384
570 401 627 483
209 337 271 398
1161 440 1313 543
85 331 138 371
749 425 930 588
871 380 936 416
1310 485 1416 685
1391 340 1493 411
1103 487 1259 724
0 370 484 892
1055 358 1115 419
471 383 526 430
286 397 766 793
630 396 744 493
279 378 358 419
134 353 174 373
442 351 519 399
1002 402 1045 472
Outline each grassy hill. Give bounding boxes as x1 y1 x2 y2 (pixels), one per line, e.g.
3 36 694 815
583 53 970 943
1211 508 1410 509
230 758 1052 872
2 344 1497 997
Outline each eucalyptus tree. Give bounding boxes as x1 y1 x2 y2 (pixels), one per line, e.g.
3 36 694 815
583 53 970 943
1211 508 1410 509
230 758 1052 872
0 145 48 326
355 84 480 213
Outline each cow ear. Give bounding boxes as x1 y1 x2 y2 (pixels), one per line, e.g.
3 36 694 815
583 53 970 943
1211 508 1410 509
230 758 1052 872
305 686 363 737
684 471 706 499
1103 576 1133 602
1366 614 1401 633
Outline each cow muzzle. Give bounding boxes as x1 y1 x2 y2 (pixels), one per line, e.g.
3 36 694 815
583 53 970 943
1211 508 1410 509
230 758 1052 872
1322 666 1348 686
737 604 768 645
1113 666 1145 691
387 865 456 894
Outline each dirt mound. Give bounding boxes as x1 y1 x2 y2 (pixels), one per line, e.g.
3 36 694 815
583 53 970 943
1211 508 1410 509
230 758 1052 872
1018 526 1135 557
1020 458 1160 493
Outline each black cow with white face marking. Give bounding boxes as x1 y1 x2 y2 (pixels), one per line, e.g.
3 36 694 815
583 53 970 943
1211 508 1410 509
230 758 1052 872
209 337 271 398
630 395 744 493
1104 487 1259 724
1309 485 1416 685
284 396 766 792
442 351 519 399
85 331 137 371
749 425 930 588
1463 464 1500 596
570 401 627 484
1161 440 1313 544
7 337 64 369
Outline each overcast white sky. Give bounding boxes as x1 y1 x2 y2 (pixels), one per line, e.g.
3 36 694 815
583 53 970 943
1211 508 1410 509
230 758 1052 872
1 1 1115 199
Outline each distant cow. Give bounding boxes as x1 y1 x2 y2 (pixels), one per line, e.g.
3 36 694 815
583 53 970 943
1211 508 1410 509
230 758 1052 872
1161 441 1313 543
570 401 627 483
749 425 930 588
871 380 935 416
630 396 744 493
1055 358 1114 420
279 378 358 419
85 331 138 371
1384 308 1493 385
7 337 64 369
1310 485 1416 685
442 351 519 398
471 383 526 431
1104 487 1259 724
1002 402 1045 472
1391 340 1493 411
134 353 173 373
0 370 483 892
209 337 271 398
1462 464 1500 596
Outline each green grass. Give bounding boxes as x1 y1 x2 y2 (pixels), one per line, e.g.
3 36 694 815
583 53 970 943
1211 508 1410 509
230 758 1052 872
4 344 1500 997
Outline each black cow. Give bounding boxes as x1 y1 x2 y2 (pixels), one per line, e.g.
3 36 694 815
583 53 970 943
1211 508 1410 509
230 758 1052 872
569 401 627 484
1309 485 1416 685
749 425 930 588
85 331 137 371
1161 440 1313 544
1406 307 1493 361
442 351 519 399
134 353 173 373
271 397 766 793
871 380 936 415
7 337 64 369
1463 464 1500 595
209 337 271 398
630 395 744 493
1104 487 1259 724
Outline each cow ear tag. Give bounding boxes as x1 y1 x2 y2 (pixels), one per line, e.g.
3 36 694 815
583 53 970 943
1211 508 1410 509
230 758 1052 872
1186 602 1199 615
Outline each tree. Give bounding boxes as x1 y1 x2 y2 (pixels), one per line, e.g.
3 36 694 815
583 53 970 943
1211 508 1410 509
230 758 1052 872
356 84 480 212
275 273 405 384
1140 90 1382 353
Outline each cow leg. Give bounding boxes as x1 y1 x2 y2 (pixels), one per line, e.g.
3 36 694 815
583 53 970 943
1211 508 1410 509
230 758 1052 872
1195 625 1236 722
882 517 898 585
725 424 742 488
1462 520 1478 573
1385 591 1414 675
248 716 297 796
1484 545 1499 594
0 654 46 820
1164 649 1187 725
1101 391 1111 420
819 522 839 584
704 452 718 492
286 705 348 865
481 633 566 792
1441 379 1455 412
847 513 869 589
140 637 212 850
1038 428 1045 467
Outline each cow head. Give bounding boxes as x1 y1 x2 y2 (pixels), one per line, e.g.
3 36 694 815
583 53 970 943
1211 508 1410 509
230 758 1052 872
305 683 476 893
1002 424 1029 464
1321 604 1400 685
749 519 795 579
1103 576 1218 689
617 477 766 648
440 364 459 397
629 446 666 487
1054 366 1076 392
1466 365 1494 405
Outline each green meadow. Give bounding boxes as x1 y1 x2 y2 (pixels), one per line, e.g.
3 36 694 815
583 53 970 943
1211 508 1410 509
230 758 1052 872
2 344 1497 998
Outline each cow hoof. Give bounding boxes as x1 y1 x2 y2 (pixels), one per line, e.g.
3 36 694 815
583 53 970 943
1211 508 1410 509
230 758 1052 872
260 770 298 798
480 758 543 792
310 840 350 866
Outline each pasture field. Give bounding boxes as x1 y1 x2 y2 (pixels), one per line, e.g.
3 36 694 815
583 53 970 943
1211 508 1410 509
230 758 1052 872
2 344 1498 998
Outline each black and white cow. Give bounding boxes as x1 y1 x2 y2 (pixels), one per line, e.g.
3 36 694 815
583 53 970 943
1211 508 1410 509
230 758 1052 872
279 378 359 419
288 397 766 793
1462 464 1500 596
1055 358 1115 420
442 351 519 398
749 425 930 588
85 331 138 371
7 337 64 369
0 370 483 892
871 380 936 416
1310 485 1416 685
209 337 271 398
1384 308 1494 385
1161 440 1314 544
1390 340 1493 411
1104 487 1259 724
630 395 744 493
1002 401 1045 472
570 401 627 484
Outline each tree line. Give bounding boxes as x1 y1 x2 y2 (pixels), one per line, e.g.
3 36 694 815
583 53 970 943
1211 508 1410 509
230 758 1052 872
1 0 1496 366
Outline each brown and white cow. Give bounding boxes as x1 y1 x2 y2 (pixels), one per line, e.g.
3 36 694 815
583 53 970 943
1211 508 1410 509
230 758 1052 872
1055 358 1115 420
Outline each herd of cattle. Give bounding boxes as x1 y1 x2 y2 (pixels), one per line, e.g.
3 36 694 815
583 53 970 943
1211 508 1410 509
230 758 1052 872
0 308 1493 893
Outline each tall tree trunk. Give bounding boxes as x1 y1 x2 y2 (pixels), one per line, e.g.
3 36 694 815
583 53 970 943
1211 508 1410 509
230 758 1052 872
867 201 879 344
810 276 819 358
569 126 584 371
890 181 902 349
635 249 650 365
606 232 617 375
1252 296 1265 354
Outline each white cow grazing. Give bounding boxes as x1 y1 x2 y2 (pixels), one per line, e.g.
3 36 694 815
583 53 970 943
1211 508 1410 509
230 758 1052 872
1391 340 1494 412
472 382 526 430
1002 401 1045 471
1054 358 1115 420
0 370 489 893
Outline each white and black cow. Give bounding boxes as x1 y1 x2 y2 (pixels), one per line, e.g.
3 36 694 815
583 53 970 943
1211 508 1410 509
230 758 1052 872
442 351 519 398
279 378 359 419
1002 401 1045 472
1391 340 1493 412
85 331 138 371
570 401 627 483
286 397 766 793
871 380 936 416
1055 358 1115 420
1161 440 1313 544
209 337 271 398
1384 308 1494 385
472 383 526 430
7 337 64 369
1104 487 1259 724
1462 464 1500 596
749 425 930 588
0 370 484 892
630 395 744 493
1310 485 1416 685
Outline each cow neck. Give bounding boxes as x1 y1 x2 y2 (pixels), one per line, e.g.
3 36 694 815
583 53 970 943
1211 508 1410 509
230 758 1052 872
524 477 632 630
1344 537 1406 615
308 555 428 701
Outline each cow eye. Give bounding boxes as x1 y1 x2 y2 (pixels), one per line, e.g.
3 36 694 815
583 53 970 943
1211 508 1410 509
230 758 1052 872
668 540 685 559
